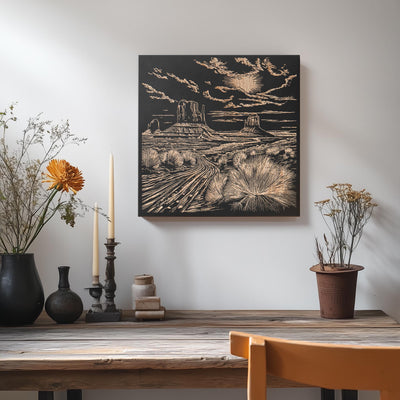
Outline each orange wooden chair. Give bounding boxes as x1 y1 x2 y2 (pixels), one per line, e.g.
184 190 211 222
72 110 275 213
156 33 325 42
230 331 400 400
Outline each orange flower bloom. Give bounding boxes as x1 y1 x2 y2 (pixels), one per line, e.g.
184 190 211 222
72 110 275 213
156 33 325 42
43 159 84 194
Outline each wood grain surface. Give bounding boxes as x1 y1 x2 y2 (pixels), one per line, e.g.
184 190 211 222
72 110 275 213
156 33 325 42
0 310 398 391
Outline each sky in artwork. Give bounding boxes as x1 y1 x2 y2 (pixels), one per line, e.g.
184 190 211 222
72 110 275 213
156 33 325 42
139 56 299 132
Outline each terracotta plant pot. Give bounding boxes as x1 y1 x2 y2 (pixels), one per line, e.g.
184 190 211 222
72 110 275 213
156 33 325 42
310 264 364 319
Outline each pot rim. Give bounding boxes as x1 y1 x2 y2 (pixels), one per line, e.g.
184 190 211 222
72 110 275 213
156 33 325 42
310 264 364 274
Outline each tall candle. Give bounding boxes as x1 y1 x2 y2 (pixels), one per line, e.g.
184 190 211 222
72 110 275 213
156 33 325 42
92 202 99 284
108 154 115 239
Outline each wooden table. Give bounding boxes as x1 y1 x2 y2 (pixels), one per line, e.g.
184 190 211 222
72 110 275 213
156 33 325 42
0 310 399 399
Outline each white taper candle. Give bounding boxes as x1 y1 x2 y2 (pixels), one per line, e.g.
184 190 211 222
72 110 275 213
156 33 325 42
108 154 115 239
92 202 99 284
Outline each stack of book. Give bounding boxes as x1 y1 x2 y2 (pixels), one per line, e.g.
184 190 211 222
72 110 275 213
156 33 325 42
134 296 165 320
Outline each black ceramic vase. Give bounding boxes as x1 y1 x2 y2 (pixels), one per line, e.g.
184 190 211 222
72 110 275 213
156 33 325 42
0 253 44 325
45 266 83 324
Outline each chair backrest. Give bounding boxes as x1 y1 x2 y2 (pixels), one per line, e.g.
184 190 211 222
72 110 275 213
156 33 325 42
230 331 400 400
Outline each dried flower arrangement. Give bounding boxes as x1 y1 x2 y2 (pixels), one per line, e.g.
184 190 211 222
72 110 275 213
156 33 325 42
0 104 86 254
314 183 377 270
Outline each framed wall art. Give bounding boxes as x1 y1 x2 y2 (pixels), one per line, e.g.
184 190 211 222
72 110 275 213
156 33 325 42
139 55 300 217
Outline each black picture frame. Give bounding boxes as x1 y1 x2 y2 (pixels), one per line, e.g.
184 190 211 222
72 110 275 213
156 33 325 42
139 55 300 217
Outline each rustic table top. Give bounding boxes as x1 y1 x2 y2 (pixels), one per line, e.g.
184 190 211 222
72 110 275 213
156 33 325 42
0 310 398 391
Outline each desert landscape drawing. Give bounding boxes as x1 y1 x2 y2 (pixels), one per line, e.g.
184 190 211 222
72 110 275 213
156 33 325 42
139 55 300 217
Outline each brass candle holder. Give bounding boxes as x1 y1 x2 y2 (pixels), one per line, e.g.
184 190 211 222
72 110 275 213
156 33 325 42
85 238 121 322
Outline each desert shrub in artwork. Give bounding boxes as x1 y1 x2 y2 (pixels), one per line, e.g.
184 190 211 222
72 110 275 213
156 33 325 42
142 148 160 170
159 151 167 164
248 149 257 157
204 173 227 204
217 154 228 167
181 151 197 166
265 146 281 157
285 147 295 158
232 151 247 168
165 150 184 169
223 156 296 213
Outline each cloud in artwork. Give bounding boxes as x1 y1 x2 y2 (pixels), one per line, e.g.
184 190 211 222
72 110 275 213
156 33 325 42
209 110 295 118
195 56 297 108
235 57 263 72
142 83 176 103
215 86 235 93
232 75 297 107
262 58 290 77
147 66 200 93
223 101 242 109
143 57 297 111
262 119 297 123
166 73 200 93
212 118 244 123
203 90 234 104
148 67 168 80
264 74 297 95
237 99 278 108
194 57 233 76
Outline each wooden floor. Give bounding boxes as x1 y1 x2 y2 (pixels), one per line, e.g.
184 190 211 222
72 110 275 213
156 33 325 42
0 310 398 391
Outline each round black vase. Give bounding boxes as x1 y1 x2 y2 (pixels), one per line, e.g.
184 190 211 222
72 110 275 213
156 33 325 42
0 254 44 325
45 266 83 324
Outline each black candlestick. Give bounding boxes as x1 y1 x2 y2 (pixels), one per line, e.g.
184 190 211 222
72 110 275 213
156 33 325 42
86 283 103 313
85 238 121 322
104 238 119 313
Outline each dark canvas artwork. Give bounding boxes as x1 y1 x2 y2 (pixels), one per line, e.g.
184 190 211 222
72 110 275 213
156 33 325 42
139 55 300 217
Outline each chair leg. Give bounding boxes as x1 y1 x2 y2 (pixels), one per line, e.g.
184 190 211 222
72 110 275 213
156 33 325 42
321 388 335 400
67 389 83 400
38 392 54 400
342 390 357 400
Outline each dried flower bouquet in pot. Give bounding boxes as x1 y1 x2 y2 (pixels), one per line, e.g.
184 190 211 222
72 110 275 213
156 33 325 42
0 104 86 254
311 183 377 319
0 104 86 324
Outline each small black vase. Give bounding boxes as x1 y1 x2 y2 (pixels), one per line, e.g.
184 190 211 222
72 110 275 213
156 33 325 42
0 253 44 325
45 266 83 324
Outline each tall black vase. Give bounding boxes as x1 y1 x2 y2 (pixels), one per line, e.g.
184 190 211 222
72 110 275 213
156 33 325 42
45 266 83 324
0 254 44 325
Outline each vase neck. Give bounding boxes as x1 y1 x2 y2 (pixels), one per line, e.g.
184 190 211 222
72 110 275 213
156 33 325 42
58 266 70 289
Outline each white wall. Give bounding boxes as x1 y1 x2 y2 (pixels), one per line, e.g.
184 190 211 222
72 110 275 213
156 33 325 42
1 0 399 399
